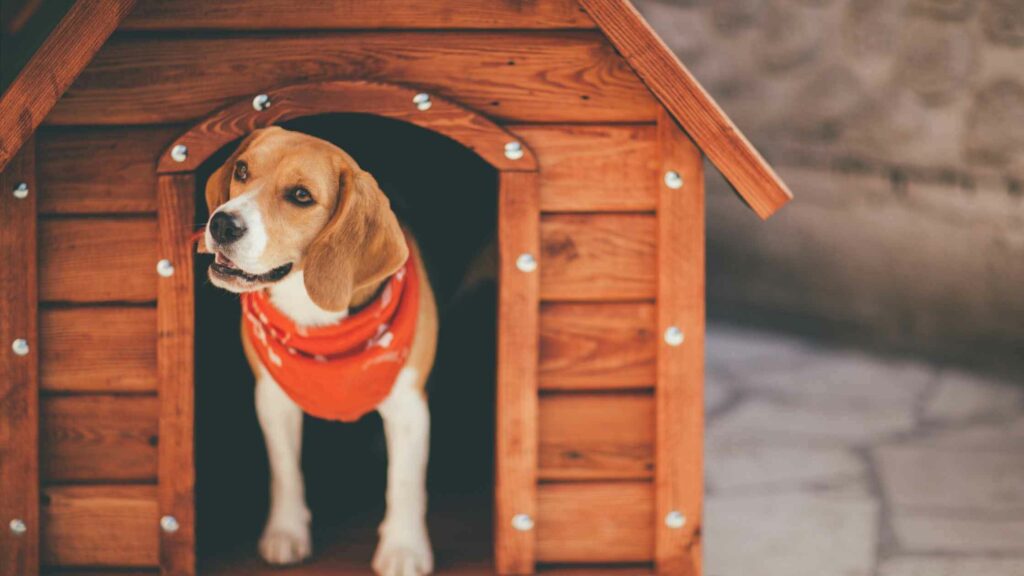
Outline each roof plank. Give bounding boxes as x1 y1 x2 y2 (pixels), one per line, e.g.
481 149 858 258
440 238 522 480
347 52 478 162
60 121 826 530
579 0 792 219
0 0 137 173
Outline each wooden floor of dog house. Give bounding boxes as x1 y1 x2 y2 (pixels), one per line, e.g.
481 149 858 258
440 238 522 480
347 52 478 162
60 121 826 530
203 492 652 575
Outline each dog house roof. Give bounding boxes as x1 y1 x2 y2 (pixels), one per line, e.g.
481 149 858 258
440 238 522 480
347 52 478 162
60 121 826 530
0 0 791 218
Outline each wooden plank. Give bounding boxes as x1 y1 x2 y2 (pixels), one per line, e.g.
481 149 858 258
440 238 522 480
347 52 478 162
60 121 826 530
48 32 656 126
495 171 540 575
37 126 182 214
156 174 196 576
579 0 792 219
157 80 536 173
122 0 595 30
539 302 656 390
540 214 656 302
41 395 159 483
510 124 658 212
40 307 157 392
41 485 159 567
39 218 158 303
0 140 38 576
0 0 137 172
654 110 704 575
539 393 653 481
536 482 654 564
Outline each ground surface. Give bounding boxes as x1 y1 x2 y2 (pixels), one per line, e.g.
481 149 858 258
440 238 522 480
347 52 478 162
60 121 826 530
206 324 1024 575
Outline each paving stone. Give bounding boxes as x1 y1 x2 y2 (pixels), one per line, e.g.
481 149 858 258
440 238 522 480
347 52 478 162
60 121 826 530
710 396 917 447
891 512 1024 553
708 442 865 493
706 323 813 371
880 556 1024 576
726 347 935 408
915 416 1024 450
923 368 1024 423
705 492 879 576
706 365 735 414
876 444 1024 514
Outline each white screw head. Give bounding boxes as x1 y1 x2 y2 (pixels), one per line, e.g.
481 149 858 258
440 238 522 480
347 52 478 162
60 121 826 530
664 171 683 190
160 515 180 533
664 326 684 347
170 144 188 163
157 259 175 278
412 92 432 111
252 93 272 111
511 513 534 532
11 339 29 356
515 253 537 273
12 182 29 199
9 518 26 536
504 141 524 160
665 511 686 529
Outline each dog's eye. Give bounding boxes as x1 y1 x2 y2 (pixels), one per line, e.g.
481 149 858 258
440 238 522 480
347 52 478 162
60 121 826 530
233 161 248 183
288 187 314 206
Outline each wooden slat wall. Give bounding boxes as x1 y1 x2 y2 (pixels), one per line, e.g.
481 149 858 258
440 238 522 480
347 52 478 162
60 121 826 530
48 33 656 126
0 140 40 576
123 0 595 29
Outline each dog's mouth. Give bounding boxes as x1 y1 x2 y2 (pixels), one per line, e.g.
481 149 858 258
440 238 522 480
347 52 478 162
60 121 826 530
210 252 293 284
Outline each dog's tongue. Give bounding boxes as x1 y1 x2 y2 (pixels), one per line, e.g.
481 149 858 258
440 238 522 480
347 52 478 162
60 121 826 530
215 252 239 269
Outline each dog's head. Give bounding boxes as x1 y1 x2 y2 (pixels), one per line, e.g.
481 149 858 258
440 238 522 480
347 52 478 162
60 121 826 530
203 126 408 311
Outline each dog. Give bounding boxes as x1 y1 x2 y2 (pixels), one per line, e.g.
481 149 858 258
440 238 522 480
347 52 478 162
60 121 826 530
202 126 437 575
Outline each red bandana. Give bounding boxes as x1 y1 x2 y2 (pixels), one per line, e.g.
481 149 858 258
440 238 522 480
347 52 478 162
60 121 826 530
241 255 420 422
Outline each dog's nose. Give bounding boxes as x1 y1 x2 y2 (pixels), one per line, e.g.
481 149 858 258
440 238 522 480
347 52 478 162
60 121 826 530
209 211 247 245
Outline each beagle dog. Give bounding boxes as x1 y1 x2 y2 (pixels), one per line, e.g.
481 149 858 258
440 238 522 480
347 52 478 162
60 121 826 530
203 126 437 575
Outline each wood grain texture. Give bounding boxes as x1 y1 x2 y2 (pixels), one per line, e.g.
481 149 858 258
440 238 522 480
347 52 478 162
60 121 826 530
41 485 159 567
0 141 38 576
654 111 704 575
510 124 658 212
40 395 159 483
579 0 792 219
158 80 536 173
539 302 656 390
37 126 182 214
156 174 196 576
49 32 656 126
40 307 157 392
0 0 137 172
536 482 654 563
539 392 654 480
540 214 656 301
39 218 158 303
495 171 540 575
122 0 595 30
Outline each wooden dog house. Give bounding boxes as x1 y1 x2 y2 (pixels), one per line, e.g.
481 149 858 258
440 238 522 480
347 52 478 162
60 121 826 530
0 1 791 575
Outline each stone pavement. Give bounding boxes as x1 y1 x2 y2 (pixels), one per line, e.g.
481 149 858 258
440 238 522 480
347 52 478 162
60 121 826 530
704 324 1024 576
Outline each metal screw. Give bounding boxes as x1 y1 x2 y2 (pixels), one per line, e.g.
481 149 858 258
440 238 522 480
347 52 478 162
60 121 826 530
665 511 686 529
664 326 684 347
515 253 537 273
664 171 683 190
170 144 188 163
9 518 26 536
160 515 180 533
11 339 29 356
252 93 272 111
412 93 432 111
157 259 175 278
504 141 524 161
12 182 29 199
511 513 534 532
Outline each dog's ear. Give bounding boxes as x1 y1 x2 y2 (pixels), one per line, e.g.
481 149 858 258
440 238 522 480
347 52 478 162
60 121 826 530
303 169 408 312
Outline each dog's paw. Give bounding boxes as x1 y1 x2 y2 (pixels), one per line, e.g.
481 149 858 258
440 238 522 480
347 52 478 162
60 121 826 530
372 520 433 576
258 523 312 566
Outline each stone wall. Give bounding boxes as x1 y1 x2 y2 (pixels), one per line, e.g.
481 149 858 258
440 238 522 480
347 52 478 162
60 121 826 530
636 0 1024 372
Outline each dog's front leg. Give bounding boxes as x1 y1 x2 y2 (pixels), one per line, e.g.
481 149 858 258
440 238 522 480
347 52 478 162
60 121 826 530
255 373 312 565
373 368 433 576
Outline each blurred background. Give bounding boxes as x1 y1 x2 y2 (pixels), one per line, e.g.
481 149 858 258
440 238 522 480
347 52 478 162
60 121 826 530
637 0 1023 378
